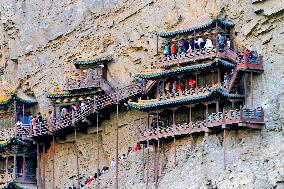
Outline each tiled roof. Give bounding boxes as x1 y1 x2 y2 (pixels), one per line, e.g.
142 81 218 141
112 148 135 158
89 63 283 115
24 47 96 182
135 59 235 79
155 16 235 38
46 89 101 99
73 54 113 68
128 89 244 111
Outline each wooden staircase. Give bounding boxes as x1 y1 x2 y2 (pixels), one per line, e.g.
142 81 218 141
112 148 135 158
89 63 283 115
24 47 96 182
228 69 240 93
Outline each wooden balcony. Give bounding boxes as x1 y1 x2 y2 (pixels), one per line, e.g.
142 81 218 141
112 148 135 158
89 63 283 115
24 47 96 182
137 107 264 142
155 48 264 72
64 76 102 91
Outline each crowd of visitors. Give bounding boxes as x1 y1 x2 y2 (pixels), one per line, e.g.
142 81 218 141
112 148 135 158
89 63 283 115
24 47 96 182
163 35 231 57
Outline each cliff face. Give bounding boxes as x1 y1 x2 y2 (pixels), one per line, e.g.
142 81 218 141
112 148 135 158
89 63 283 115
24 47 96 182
1 0 284 188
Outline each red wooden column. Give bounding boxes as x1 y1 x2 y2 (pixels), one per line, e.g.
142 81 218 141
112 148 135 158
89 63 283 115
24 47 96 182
146 139 149 189
96 113 100 189
115 102 119 189
153 142 157 183
13 153 16 180
155 139 160 188
42 144 46 189
74 128 80 189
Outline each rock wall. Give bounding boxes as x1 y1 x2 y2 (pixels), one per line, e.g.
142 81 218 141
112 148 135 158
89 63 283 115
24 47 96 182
1 0 284 188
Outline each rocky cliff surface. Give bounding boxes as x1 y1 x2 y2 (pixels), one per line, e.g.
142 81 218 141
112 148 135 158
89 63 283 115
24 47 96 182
0 0 284 188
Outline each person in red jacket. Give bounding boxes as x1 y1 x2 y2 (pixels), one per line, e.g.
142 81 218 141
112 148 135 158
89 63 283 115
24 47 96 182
188 79 196 88
170 43 177 55
176 82 185 92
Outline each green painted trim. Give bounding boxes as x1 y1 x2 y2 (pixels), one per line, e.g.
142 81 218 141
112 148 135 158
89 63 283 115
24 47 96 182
128 89 244 111
0 137 31 151
0 181 27 189
0 94 37 106
135 59 235 79
46 89 101 99
73 54 113 66
156 18 235 38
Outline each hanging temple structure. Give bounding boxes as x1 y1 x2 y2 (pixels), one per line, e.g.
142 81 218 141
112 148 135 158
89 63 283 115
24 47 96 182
0 14 268 189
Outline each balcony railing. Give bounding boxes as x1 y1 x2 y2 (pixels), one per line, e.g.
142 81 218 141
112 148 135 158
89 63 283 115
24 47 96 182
155 48 264 72
138 107 264 142
64 76 102 91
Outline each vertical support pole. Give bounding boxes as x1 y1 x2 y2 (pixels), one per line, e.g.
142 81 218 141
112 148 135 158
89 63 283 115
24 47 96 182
244 73 247 108
156 35 159 55
195 74 198 92
52 136 55 189
160 140 165 174
173 110 176 167
42 144 46 189
96 113 100 189
217 67 221 85
22 104 25 124
250 72 253 107
36 144 41 189
5 156 8 183
13 153 16 180
232 101 235 109
162 80 165 100
155 139 160 188
205 103 208 125
216 100 220 113
189 106 192 127
146 140 149 189
115 103 119 189
156 112 159 135
156 80 160 100
22 156 26 181
223 128 227 170
153 142 157 183
74 128 80 189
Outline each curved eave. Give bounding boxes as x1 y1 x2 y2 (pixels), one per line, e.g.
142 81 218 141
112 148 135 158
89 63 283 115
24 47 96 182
0 95 37 106
135 59 235 80
128 89 244 111
46 89 101 99
156 18 235 38
73 55 113 68
0 181 25 189
0 137 31 151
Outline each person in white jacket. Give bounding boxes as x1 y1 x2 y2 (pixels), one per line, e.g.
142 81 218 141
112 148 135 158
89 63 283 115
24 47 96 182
204 38 214 49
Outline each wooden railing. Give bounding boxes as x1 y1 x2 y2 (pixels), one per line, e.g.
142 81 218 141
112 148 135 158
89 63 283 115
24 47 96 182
155 48 264 72
109 82 143 102
64 76 102 91
138 84 222 105
0 173 12 184
138 107 264 142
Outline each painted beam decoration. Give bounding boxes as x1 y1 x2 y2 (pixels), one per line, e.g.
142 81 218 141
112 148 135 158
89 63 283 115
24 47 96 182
154 16 235 38
0 137 31 152
135 58 235 80
128 88 244 111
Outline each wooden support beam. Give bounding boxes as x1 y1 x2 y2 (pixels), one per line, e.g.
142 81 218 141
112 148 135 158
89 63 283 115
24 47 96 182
223 128 227 170
173 137 177 167
22 104 25 124
115 103 119 189
244 73 247 108
160 140 165 174
5 156 8 183
96 113 100 189
153 142 157 183
74 128 80 189
217 67 221 85
155 139 160 188
42 144 46 189
250 72 254 107
36 144 41 189
146 140 149 189
216 100 220 112
13 154 16 180
52 136 55 189
22 156 26 181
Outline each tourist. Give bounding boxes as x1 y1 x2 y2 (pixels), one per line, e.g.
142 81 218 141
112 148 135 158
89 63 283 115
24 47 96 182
187 43 193 53
223 73 229 89
189 39 195 51
218 34 225 51
182 39 189 53
81 102 86 111
165 82 171 94
172 81 177 94
227 38 231 49
188 79 196 89
111 158 117 168
127 147 132 155
120 154 126 160
163 43 171 57
170 43 177 55
178 40 183 53
32 116 37 134
16 120 22 128
101 166 109 174
61 107 67 117
37 112 43 129
176 82 185 92
204 38 214 49
134 144 141 151
72 104 78 112
28 114 33 126
197 37 205 49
